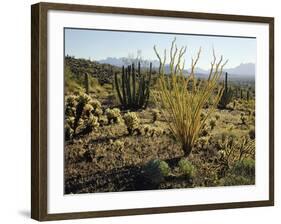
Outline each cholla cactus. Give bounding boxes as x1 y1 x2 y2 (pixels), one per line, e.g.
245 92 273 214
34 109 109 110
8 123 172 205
209 119 216 130
65 123 74 140
123 112 140 135
65 95 78 117
90 99 102 111
215 113 220 120
240 113 247 125
83 103 94 115
65 94 77 107
105 108 122 124
152 109 160 123
81 113 99 133
78 92 91 105
110 139 125 151
98 115 108 126
141 125 163 137
65 93 101 139
94 107 103 117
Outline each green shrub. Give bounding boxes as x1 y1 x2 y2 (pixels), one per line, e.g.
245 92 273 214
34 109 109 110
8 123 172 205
178 159 196 178
143 159 170 186
220 174 253 186
231 158 255 179
220 158 255 186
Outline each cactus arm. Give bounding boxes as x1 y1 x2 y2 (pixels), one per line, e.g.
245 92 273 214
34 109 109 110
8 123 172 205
121 66 127 107
132 63 136 106
143 63 152 108
126 66 132 107
114 72 124 106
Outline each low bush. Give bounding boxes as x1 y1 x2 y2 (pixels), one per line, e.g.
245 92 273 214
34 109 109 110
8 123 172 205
220 174 254 186
143 159 170 186
178 159 196 178
231 158 255 179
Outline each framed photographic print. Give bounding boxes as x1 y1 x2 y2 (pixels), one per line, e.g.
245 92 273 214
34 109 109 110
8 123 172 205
31 2 274 221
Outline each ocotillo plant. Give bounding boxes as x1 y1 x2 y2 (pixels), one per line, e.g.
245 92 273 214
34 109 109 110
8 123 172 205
218 72 233 109
84 73 89 94
114 62 152 110
154 38 227 157
240 89 243 99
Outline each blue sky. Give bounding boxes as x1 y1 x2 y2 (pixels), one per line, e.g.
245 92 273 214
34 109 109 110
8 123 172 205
64 28 256 70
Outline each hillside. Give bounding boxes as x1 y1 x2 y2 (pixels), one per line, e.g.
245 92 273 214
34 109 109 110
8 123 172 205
65 56 119 85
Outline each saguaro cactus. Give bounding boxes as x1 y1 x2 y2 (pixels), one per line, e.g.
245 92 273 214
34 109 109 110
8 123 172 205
114 62 152 110
218 72 233 109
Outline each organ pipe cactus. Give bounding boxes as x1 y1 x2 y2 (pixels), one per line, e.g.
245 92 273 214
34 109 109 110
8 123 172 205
114 62 152 110
247 90 250 101
218 72 233 109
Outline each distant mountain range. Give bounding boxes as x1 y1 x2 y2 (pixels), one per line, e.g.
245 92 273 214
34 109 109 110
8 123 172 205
98 57 255 77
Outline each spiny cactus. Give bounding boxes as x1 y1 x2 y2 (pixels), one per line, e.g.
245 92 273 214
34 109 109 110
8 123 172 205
152 109 160 123
240 113 247 125
114 62 152 110
218 72 233 109
141 124 164 137
209 119 216 130
105 108 122 124
98 115 108 126
123 112 140 135
64 93 100 140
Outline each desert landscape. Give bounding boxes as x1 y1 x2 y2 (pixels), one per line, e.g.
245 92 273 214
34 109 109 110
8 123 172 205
64 34 255 194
